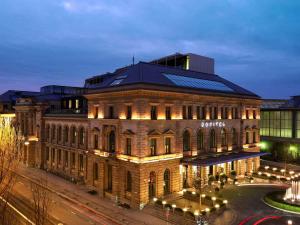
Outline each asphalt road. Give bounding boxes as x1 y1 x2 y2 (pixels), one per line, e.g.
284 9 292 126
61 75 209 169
211 184 300 225
12 175 121 225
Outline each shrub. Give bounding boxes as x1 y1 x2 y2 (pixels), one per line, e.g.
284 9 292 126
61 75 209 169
208 175 215 185
230 170 237 177
155 200 162 205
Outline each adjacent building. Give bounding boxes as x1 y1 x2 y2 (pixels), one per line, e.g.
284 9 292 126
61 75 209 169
260 96 300 164
1 53 263 209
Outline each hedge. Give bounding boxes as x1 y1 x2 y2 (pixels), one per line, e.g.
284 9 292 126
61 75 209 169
264 191 300 213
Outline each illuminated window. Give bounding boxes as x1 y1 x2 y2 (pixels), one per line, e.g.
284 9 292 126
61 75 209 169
150 138 157 156
165 106 171 120
232 128 238 146
71 127 77 144
183 130 191 151
75 99 79 109
79 154 84 171
210 130 216 148
68 100 72 109
221 128 227 147
126 138 132 155
151 106 157 120
197 130 204 150
79 127 85 145
165 137 171 154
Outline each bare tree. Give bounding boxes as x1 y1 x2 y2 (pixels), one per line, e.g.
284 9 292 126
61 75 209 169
30 178 52 225
0 116 22 224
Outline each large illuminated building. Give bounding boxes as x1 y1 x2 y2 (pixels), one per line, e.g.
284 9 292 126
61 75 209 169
260 97 300 164
0 53 262 208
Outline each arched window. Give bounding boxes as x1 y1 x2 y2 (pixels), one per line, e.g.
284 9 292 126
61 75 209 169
71 127 77 144
79 127 85 145
148 171 156 199
183 130 191 151
164 169 170 195
232 128 237 146
210 129 216 148
64 126 69 143
197 130 204 150
108 131 116 153
221 128 227 146
126 171 132 192
58 126 62 142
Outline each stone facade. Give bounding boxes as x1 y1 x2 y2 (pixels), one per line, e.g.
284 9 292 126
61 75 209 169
14 88 261 208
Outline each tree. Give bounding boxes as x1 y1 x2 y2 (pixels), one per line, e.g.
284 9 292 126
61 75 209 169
0 116 22 224
30 178 52 225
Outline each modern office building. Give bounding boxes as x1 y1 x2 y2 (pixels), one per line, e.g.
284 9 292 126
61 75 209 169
1 53 262 208
260 97 300 163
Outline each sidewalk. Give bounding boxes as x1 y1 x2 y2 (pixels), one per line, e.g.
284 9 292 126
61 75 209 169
17 165 172 225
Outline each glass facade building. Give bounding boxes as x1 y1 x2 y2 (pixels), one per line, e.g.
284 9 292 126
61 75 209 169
260 97 300 164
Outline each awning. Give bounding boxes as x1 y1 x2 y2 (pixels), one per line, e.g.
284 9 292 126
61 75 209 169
181 151 270 167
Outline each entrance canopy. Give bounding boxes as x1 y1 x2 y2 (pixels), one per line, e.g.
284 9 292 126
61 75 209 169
181 151 269 166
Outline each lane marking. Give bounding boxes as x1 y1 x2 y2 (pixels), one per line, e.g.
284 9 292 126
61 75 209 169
0 196 35 225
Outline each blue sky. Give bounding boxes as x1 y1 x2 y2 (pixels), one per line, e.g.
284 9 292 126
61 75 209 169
1 0 300 98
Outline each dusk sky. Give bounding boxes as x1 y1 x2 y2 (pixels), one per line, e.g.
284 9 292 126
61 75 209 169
1 0 300 99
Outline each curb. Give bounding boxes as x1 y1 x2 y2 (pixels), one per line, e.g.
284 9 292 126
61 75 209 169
262 198 300 215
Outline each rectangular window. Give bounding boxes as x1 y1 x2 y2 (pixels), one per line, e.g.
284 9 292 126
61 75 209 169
150 139 157 156
79 154 84 171
253 110 257 119
51 148 55 162
221 107 224 119
188 106 193 119
182 106 187 119
94 134 99 149
64 151 69 167
165 106 171 120
71 152 75 168
126 105 132 120
75 99 79 109
151 106 157 120
225 107 228 119
58 149 62 164
246 110 250 119
165 137 171 154
109 106 114 119
46 147 49 161
68 100 72 109
126 138 132 155
214 107 218 119
196 106 200 120
201 106 206 119
253 132 256 143
94 106 99 119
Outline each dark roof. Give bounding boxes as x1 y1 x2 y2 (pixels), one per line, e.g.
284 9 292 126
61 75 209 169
0 90 40 102
181 151 269 166
86 62 260 98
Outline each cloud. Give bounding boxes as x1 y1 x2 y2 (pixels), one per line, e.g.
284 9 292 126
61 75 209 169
61 0 125 16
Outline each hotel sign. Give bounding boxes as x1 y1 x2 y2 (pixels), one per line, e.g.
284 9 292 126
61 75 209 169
201 121 226 128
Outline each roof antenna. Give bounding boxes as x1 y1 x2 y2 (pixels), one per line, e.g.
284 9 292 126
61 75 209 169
132 55 135 66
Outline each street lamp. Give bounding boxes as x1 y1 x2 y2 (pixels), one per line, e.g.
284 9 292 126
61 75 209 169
288 219 293 225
